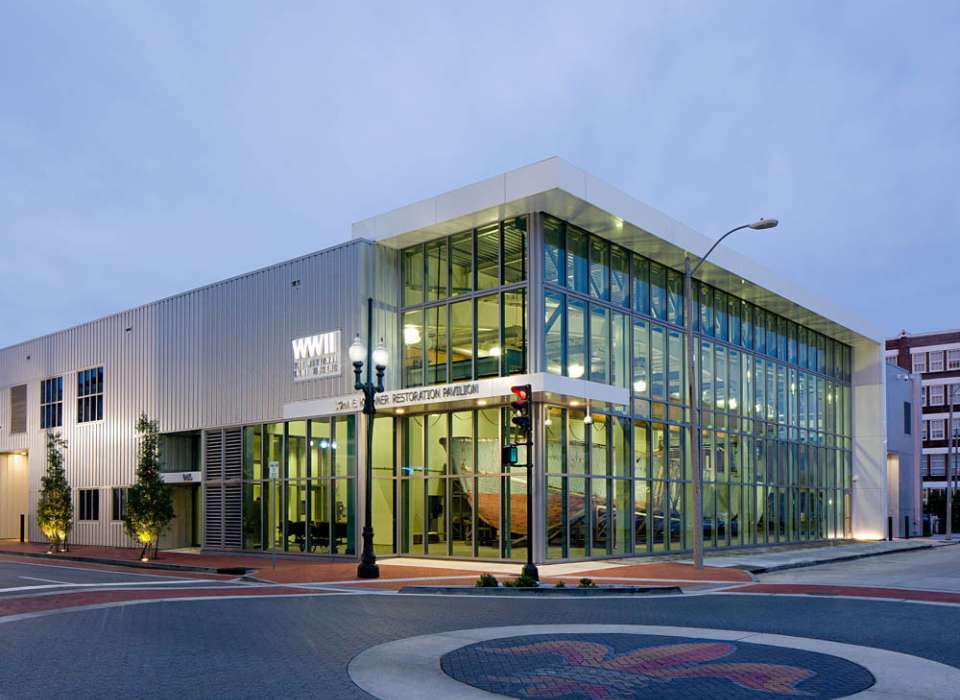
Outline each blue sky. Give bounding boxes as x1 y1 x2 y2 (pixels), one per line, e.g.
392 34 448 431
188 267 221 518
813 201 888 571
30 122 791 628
2 1 957 348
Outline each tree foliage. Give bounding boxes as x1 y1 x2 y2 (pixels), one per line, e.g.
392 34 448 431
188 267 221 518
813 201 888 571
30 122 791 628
37 432 72 552
124 413 174 558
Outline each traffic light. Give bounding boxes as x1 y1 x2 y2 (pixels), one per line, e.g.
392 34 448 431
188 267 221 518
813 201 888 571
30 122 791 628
501 444 519 466
511 384 531 435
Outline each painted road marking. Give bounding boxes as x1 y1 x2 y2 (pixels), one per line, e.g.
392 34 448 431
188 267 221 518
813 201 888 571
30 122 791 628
350 624 960 700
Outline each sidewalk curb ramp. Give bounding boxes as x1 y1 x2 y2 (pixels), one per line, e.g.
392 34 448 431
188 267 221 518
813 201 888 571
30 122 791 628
0 548 250 576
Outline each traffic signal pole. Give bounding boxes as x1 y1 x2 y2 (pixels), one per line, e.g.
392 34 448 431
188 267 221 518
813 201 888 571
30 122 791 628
509 384 538 581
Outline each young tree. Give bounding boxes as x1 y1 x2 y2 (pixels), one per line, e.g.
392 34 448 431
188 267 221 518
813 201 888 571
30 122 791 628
124 413 174 560
37 432 72 553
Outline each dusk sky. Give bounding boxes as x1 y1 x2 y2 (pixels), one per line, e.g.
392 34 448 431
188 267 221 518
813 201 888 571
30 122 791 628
2 1 957 349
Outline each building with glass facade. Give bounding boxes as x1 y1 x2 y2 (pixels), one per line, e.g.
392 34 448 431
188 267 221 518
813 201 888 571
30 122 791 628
0 158 888 560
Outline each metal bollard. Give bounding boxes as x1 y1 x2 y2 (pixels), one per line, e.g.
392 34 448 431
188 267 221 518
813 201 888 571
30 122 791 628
887 516 894 541
905 514 910 540
19 513 25 543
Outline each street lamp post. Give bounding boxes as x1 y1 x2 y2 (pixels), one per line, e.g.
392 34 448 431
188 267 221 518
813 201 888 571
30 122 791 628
687 218 778 569
350 297 389 579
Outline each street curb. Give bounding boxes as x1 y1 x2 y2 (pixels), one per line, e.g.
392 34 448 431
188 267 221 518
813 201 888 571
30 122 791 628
398 585 683 596
0 549 250 576
734 542 945 575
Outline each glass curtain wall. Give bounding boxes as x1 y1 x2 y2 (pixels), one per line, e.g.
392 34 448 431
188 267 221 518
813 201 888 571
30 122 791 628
542 214 854 558
401 218 528 387
242 416 356 554
368 407 518 560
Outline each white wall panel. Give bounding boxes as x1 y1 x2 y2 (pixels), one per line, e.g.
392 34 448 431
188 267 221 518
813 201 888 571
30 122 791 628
0 240 374 546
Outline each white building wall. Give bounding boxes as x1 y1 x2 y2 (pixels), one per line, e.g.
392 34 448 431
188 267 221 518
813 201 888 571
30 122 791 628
852 340 888 539
0 240 379 546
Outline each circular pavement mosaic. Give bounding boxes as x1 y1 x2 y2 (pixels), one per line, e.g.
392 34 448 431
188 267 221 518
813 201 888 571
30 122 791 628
440 633 875 699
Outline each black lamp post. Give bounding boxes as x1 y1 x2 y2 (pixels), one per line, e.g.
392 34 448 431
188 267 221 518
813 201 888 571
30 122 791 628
350 297 388 579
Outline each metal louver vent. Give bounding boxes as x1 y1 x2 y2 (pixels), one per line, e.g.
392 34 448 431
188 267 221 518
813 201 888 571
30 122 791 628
10 385 26 434
204 431 223 481
202 427 243 550
224 483 243 548
224 428 242 481
204 483 223 549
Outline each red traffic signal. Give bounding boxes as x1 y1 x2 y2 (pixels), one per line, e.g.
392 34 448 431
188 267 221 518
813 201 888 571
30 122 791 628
511 384 532 434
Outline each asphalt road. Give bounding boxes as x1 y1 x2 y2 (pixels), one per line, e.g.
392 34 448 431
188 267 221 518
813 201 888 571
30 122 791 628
2 589 959 699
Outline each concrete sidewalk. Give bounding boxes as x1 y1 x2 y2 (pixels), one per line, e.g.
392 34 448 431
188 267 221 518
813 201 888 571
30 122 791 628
677 539 949 574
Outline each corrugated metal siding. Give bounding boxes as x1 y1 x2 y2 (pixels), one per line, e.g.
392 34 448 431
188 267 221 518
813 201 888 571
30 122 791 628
0 239 376 546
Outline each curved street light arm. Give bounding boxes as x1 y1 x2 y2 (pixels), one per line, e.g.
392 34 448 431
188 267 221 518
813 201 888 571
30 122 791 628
688 224 752 278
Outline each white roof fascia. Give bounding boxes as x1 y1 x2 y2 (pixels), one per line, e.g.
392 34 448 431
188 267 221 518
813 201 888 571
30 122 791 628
352 157 881 346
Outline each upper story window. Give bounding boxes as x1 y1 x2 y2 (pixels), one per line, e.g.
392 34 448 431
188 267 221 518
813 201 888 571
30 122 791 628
401 220 528 389
403 218 527 306
77 367 103 423
913 353 927 373
903 401 912 435
929 351 944 372
930 419 945 440
948 349 960 370
40 377 63 429
930 385 945 406
921 386 928 406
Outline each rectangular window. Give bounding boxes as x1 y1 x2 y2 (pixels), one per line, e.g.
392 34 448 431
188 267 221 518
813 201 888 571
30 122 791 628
543 217 564 284
567 298 587 379
930 385 945 406
931 454 946 476
402 245 424 306
668 330 684 406
475 294 500 379
632 255 650 316
566 227 589 294
632 318 650 399
903 402 912 435
921 386 927 407
930 419 945 440
729 296 741 346
650 324 666 402
699 284 713 337
948 349 960 370
715 290 728 341
425 239 448 301
929 351 944 372
667 269 683 326
650 262 667 321
112 487 128 521
77 367 104 423
589 236 610 300
476 223 500 290
590 304 610 383
912 353 927 373
502 217 527 284
742 302 753 350
425 306 448 384
40 377 63 429
79 489 100 521
611 246 629 308
502 290 527 376
449 231 473 296
449 299 473 381
545 292 565 375
611 311 628 389
402 309 424 387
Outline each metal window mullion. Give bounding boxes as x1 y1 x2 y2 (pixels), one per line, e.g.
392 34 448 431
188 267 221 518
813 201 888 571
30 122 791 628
472 410 479 558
